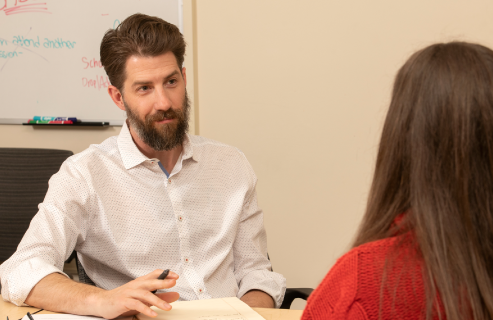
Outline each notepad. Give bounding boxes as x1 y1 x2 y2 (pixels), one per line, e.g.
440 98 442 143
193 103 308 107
138 297 265 320
20 297 264 320
21 314 132 320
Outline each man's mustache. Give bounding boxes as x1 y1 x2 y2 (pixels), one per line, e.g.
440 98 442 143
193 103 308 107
146 109 179 123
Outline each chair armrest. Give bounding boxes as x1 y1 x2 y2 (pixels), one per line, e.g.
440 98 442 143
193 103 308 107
280 288 314 309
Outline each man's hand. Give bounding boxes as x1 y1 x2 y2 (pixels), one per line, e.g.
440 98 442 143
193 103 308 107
240 290 275 308
92 269 180 319
25 269 180 319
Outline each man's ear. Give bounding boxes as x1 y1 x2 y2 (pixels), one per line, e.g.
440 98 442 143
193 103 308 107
108 85 125 111
182 67 187 87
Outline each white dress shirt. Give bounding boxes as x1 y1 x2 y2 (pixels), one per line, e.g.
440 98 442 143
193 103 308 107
0 122 286 307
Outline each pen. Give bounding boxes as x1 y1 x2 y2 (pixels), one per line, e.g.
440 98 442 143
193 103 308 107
26 313 34 320
151 269 170 294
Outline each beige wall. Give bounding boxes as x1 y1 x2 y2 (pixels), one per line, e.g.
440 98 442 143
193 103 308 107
191 0 493 309
3 0 493 310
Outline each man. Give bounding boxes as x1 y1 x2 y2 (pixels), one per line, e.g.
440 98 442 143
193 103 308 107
0 13 285 318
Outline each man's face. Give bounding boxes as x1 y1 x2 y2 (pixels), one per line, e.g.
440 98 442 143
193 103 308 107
121 52 189 151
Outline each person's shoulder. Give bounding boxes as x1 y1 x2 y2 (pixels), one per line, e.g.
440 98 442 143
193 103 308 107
308 238 401 300
348 235 423 318
189 135 242 151
352 236 400 256
323 237 399 274
302 237 409 320
302 246 362 319
188 134 247 160
65 135 119 167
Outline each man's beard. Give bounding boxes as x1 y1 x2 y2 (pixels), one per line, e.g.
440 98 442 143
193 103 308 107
124 91 190 151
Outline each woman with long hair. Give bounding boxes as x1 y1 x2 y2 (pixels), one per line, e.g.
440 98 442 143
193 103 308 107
302 42 493 320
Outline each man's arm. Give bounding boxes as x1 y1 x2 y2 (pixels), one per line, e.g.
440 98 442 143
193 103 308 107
232 156 286 308
0 159 93 306
25 269 180 319
240 290 275 308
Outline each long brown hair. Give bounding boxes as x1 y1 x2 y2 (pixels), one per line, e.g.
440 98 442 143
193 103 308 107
353 42 493 320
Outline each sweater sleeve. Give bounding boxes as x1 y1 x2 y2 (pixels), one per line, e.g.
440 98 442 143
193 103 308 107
301 249 368 320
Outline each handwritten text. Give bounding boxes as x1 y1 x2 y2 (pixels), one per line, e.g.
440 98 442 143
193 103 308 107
4 35 76 49
43 37 76 49
82 57 103 69
82 75 110 90
12 35 40 47
0 50 22 58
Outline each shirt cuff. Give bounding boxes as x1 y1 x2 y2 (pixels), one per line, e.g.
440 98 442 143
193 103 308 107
237 270 286 308
2 257 70 306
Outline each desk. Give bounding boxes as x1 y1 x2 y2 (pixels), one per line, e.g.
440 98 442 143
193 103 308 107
0 296 303 320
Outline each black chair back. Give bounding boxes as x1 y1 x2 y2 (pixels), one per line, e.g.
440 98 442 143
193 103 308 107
0 148 73 262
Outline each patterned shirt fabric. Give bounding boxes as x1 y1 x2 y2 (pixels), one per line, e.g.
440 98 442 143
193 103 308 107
0 122 286 307
301 232 442 320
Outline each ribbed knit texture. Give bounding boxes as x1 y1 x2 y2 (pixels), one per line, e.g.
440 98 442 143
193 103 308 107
302 234 441 319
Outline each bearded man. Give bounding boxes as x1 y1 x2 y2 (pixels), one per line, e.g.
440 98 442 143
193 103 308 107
0 13 286 318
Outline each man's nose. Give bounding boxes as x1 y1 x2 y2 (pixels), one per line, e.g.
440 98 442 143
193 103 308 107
154 88 172 111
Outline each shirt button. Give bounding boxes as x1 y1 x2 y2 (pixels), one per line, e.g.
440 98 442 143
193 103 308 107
168 179 172 184
199 289 203 293
185 258 189 262
178 216 183 222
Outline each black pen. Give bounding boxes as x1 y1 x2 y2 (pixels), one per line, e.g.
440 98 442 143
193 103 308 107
151 269 170 294
26 313 34 320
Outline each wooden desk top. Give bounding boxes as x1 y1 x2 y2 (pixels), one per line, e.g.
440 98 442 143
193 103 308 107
0 296 303 320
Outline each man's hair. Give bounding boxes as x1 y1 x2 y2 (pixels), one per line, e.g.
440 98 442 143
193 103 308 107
100 13 186 92
353 42 493 320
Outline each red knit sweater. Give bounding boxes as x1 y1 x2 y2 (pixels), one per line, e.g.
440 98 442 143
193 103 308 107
301 234 441 320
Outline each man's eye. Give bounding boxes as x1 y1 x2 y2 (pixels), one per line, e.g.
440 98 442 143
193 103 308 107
139 86 149 91
168 79 177 85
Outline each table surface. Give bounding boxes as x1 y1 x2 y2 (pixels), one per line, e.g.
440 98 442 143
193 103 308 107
0 296 303 320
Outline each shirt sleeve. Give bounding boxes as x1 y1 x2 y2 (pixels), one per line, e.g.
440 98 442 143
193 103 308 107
0 159 91 306
232 156 286 308
301 249 368 320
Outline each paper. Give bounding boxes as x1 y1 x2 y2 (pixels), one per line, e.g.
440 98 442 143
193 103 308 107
20 297 264 320
22 314 132 320
137 297 265 320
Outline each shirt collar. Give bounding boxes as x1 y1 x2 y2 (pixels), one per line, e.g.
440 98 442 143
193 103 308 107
117 121 199 170
182 133 199 162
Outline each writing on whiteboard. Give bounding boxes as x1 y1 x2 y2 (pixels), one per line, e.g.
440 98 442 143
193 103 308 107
5 35 76 49
1 0 50 15
82 57 103 69
82 75 110 90
44 38 76 49
0 50 22 58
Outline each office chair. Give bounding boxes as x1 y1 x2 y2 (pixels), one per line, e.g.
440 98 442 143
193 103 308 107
0 148 73 290
74 255 96 286
268 254 313 309
281 287 313 309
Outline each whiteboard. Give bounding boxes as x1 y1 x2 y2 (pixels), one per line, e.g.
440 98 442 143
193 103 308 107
0 0 183 125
